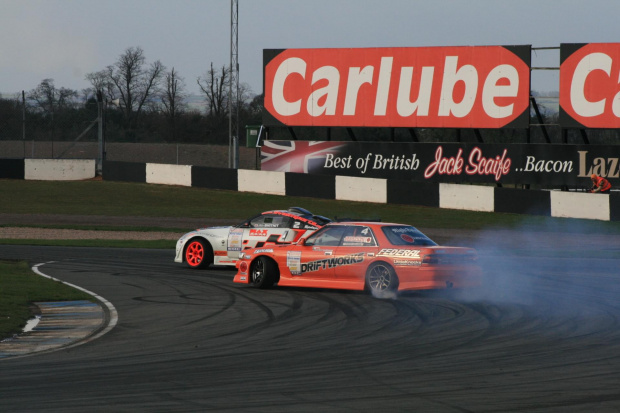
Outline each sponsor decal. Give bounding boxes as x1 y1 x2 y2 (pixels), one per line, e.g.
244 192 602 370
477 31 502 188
269 209 325 227
287 251 302 275
377 249 421 258
393 259 422 267
343 236 373 243
214 251 227 256
400 234 414 243
423 146 511 181
254 249 274 254
264 46 530 128
228 228 244 252
577 150 620 178
560 43 620 128
301 253 365 273
249 229 269 237
313 247 333 253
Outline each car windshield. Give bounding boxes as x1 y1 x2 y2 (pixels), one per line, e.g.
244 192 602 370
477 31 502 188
381 225 437 246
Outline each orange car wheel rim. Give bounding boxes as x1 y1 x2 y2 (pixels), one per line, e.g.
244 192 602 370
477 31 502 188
186 242 204 266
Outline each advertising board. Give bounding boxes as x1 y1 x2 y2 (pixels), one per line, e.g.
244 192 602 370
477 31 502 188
263 46 531 129
261 140 619 187
560 43 620 128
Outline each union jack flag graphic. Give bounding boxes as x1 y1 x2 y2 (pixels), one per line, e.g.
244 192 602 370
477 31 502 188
261 141 346 173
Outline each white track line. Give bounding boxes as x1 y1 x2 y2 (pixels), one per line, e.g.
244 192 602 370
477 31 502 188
32 261 118 348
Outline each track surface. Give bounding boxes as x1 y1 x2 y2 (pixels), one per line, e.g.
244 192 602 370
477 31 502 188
1 234 620 412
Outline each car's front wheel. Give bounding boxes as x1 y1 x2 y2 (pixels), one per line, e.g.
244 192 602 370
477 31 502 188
366 262 399 297
184 239 213 269
251 256 279 288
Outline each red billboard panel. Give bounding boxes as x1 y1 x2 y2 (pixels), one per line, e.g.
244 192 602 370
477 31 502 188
560 43 620 128
263 46 531 129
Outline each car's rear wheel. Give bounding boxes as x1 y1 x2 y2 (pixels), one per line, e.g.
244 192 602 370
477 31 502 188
184 239 213 269
366 262 399 296
251 256 279 289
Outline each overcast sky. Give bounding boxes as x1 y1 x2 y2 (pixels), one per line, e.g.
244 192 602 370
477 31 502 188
1 0 618 97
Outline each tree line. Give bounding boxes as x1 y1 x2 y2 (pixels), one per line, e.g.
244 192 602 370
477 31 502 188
0 46 263 145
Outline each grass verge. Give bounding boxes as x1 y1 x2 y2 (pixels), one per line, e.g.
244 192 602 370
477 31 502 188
0 260 93 340
2 179 619 234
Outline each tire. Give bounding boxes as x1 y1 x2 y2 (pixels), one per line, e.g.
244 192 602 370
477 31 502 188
251 256 279 289
184 238 213 269
366 262 399 297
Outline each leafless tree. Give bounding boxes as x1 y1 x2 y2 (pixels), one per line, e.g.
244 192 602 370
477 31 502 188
87 46 165 130
27 78 78 115
85 70 112 96
197 63 229 119
160 67 188 141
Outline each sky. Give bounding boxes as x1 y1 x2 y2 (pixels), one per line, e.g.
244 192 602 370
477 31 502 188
1 0 619 98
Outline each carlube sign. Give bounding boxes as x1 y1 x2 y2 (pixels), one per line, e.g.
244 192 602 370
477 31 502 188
263 46 531 128
560 43 620 128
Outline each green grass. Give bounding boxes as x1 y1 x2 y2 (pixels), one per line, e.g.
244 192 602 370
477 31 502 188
2 179 619 235
0 260 93 339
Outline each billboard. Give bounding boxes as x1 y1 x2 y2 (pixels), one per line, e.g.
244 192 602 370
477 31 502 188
560 43 620 128
261 140 620 187
263 46 531 129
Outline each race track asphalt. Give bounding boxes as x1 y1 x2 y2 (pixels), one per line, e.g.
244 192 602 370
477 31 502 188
0 232 619 412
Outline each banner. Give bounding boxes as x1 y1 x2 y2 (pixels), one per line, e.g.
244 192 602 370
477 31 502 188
263 46 531 129
261 140 620 187
560 43 620 128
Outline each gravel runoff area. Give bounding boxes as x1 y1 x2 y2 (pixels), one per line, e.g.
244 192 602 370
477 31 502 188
0 213 235 241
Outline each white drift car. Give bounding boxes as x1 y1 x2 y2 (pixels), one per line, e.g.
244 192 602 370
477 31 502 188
174 207 331 269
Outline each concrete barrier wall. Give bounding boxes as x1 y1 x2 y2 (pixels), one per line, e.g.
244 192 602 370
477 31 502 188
439 183 495 212
5 159 616 222
24 159 95 180
550 191 610 220
238 169 286 195
336 176 387 203
0 159 25 179
145 163 192 187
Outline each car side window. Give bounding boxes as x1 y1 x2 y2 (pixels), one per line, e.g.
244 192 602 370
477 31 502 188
250 214 292 228
304 226 346 246
341 226 377 247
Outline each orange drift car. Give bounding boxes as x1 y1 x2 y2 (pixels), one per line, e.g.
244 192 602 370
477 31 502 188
233 222 481 296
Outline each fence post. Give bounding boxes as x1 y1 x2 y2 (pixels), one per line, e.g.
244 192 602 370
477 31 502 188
97 90 103 176
21 91 27 157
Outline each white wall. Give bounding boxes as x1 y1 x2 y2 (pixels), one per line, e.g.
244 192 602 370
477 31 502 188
25 159 95 180
146 163 192 187
439 183 494 212
550 191 610 221
238 169 286 195
335 176 387 203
